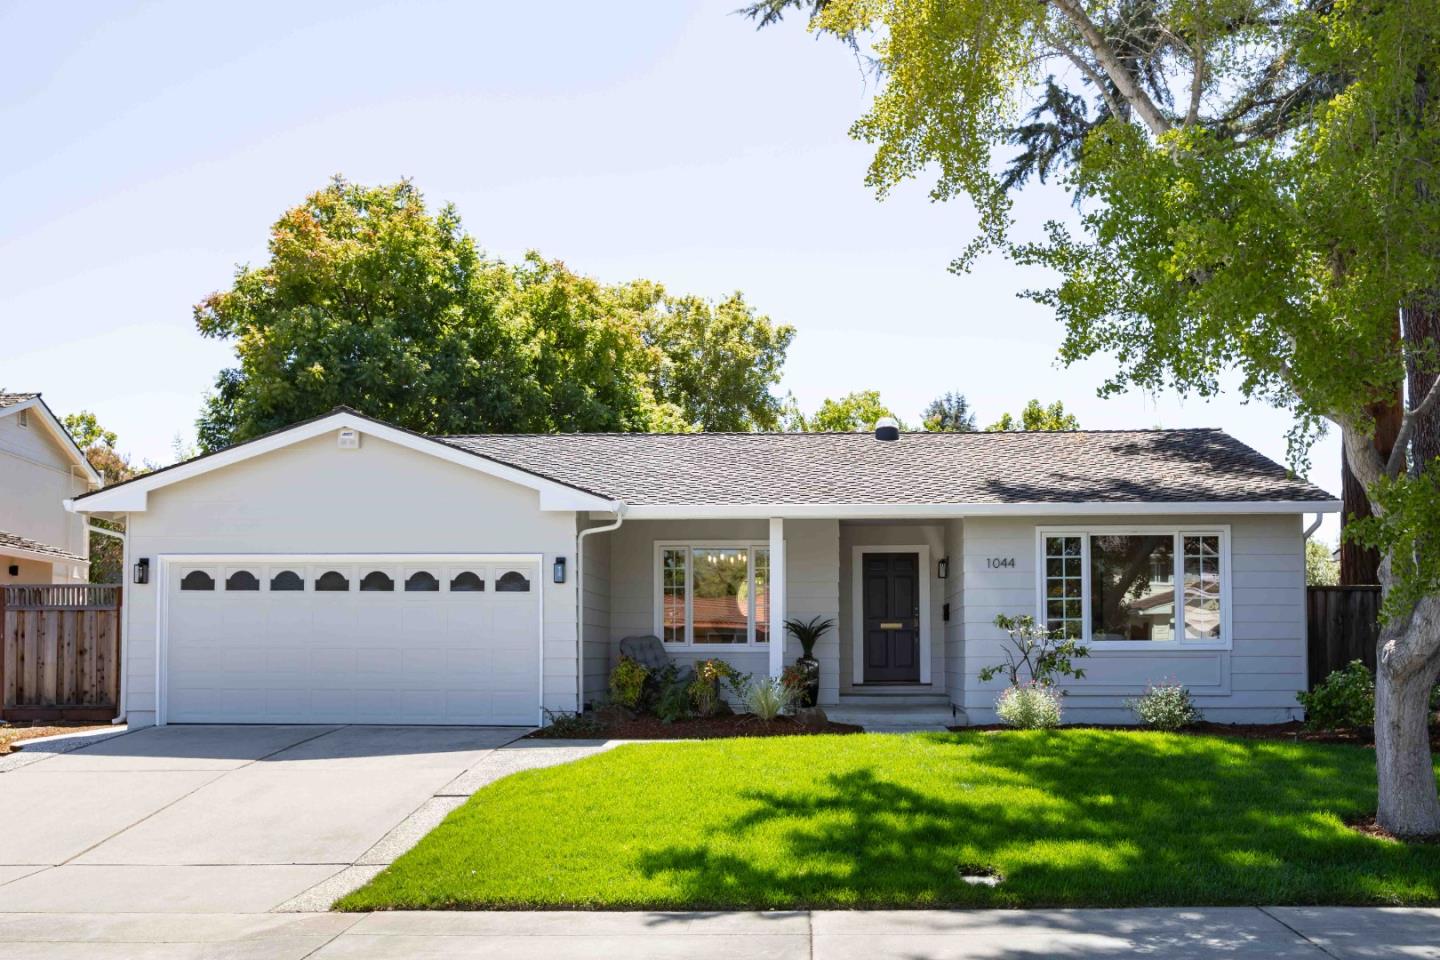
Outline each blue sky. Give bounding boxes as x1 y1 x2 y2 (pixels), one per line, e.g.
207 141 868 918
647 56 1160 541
0 0 1339 541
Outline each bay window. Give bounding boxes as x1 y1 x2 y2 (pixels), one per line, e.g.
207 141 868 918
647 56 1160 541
655 543 770 645
1038 527 1230 648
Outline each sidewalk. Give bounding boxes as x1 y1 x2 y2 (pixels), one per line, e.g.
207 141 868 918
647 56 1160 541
0 907 1436 958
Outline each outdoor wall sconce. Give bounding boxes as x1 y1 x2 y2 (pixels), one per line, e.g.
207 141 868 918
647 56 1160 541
133 557 150 585
937 556 949 580
553 556 567 584
7 564 18 577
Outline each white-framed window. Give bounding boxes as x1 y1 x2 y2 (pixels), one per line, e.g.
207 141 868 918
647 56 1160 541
653 542 770 646
1035 525 1231 650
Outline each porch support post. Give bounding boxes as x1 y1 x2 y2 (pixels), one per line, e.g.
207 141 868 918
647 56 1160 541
768 517 786 679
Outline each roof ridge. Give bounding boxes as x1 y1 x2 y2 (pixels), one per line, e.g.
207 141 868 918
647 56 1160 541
441 427 1228 439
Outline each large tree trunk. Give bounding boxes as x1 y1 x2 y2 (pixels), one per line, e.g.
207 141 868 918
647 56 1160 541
1341 395 1401 584
1374 578 1440 838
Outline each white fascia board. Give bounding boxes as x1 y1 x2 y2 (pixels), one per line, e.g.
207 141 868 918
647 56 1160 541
608 499 1342 520
0 544 88 567
69 411 617 515
2 397 103 485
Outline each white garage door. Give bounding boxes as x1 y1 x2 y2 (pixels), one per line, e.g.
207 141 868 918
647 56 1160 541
162 555 542 725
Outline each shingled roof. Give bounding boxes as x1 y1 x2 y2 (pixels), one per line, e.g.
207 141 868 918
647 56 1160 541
440 429 1334 505
0 530 86 564
0 392 40 409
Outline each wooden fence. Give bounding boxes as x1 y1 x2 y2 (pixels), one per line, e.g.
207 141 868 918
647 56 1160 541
1306 585 1381 689
1 584 122 719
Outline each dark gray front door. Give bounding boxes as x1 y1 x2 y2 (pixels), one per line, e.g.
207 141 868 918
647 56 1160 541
862 552 921 682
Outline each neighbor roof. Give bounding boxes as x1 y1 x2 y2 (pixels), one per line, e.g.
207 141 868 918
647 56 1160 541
441 429 1335 506
0 530 86 565
0 392 41 409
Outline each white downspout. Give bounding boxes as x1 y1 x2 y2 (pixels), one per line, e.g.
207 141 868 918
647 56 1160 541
86 519 129 725
1302 513 1324 540
575 504 626 714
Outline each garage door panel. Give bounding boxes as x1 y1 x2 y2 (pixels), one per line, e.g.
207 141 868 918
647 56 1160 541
165 556 540 725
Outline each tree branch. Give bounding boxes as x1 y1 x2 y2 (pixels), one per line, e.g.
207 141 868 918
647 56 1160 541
1042 30 1126 121
1385 372 1440 476
1048 0 1174 137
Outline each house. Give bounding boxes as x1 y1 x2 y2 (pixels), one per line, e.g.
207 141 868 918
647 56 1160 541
66 407 1338 729
1 393 100 584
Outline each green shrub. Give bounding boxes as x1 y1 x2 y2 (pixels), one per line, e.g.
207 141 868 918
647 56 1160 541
1128 681 1199 731
995 683 1063 729
540 709 605 737
688 659 749 717
1297 660 1375 731
743 677 796 721
608 656 648 711
654 664 694 723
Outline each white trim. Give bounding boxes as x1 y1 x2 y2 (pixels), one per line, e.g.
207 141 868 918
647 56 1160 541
769 518 786 679
850 544 932 686
613 500 1339 521
154 551 545 726
1033 525 1233 652
1 396 103 485
68 411 617 514
651 540 773 649
0 544 89 568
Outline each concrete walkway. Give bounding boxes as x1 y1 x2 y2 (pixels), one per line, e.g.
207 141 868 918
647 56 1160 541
0 724 619 914
0 907 1435 958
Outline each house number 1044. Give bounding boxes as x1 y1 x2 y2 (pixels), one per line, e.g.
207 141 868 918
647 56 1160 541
986 557 1016 569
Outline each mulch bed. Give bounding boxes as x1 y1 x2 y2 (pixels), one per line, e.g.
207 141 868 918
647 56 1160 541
0 721 110 755
952 720 1440 750
1345 813 1440 845
528 713 862 740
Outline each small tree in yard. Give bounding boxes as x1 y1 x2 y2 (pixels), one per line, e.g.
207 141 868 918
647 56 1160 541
752 0 1440 838
979 614 1089 688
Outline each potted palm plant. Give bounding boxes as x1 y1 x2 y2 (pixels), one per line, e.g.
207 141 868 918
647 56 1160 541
783 615 834 708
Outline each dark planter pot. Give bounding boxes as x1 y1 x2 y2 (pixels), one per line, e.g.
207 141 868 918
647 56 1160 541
795 655 820 708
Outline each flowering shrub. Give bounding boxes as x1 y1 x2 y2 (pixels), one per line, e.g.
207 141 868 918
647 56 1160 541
995 683 1063 729
608 656 649 711
688 659 749 717
1128 681 1198 731
780 664 807 693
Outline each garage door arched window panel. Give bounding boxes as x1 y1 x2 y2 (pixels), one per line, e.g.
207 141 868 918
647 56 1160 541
404 571 440 592
269 570 305 592
315 570 350 592
360 570 395 592
225 570 260 591
449 571 485 592
180 570 215 591
495 570 531 593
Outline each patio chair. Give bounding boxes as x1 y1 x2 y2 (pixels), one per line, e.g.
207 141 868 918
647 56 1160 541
618 634 673 671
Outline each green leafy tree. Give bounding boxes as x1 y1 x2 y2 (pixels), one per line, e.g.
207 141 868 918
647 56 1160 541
1306 540 1340 587
643 291 795 431
922 392 977 432
986 399 1081 432
63 412 144 584
753 0 1440 835
195 178 791 448
793 390 903 432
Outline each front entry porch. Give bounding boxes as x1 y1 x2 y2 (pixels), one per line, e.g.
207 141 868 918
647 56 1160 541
586 515 964 718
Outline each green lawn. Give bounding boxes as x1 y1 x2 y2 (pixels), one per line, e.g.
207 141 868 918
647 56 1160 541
338 730 1440 910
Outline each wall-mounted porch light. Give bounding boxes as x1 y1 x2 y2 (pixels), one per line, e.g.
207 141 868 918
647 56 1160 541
553 556 567 584
133 557 150 585
937 556 949 580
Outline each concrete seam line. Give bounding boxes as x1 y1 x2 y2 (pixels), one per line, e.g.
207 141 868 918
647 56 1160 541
1256 906 1344 960
295 911 369 960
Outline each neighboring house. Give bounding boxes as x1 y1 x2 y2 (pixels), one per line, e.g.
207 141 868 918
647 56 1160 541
1 393 100 584
67 407 1337 729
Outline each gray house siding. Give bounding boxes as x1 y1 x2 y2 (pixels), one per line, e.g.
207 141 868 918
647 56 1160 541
959 513 1307 724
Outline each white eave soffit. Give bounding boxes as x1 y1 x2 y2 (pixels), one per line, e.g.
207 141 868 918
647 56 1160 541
66 411 617 515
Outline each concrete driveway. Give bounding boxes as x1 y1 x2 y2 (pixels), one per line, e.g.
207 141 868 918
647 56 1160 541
0 724 534 913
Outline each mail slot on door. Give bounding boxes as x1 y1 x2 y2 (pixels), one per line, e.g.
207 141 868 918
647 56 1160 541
879 621 904 630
